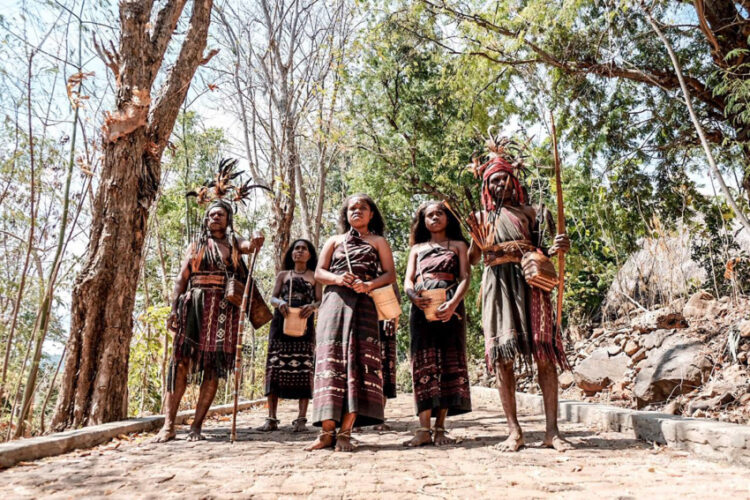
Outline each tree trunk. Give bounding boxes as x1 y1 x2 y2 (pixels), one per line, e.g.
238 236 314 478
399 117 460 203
52 135 152 428
296 160 312 241
52 0 214 430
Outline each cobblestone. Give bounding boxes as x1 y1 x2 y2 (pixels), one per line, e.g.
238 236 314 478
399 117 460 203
1 391 748 498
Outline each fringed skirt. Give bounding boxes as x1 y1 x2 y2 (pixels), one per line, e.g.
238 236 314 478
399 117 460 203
168 286 240 391
311 285 384 427
482 262 569 371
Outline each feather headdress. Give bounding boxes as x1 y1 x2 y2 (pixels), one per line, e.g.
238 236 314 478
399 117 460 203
470 128 530 210
443 128 532 250
186 158 270 207
185 158 271 271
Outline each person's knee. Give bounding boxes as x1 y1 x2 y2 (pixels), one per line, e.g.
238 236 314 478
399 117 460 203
494 361 515 385
536 358 556 377
200 373 219 391
494 360 514 374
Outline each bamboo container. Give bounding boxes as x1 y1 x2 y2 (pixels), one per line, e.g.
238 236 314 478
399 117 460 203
422 288 447 322
369 285 401 321
521 252 558 292
283 272 307 337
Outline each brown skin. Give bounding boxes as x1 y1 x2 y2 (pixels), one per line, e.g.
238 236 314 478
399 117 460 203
154 206 265 443
305 197 396 452
260 241 322 432
468 171 571 452
403 203 470 446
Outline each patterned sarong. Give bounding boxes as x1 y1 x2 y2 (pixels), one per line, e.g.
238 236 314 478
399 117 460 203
168 261 243 391
311 229 385 427
264 274 316 399
410 245 472 416
482 207 569 371
380 319 398 399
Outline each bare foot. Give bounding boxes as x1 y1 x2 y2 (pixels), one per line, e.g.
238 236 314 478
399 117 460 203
186 429 205 441
403 429 432 447
433 429 455 446
373 422 391 431
292 418 307 433
257 418 279 432
495 431 524 452
304 431 335 451
542 433 572 452
334 433 355 452
153 427 176 443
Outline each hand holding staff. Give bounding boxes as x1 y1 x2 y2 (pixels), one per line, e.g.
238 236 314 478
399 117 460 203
230 247 260 443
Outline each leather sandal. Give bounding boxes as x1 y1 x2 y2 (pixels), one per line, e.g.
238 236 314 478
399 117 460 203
292 417 308 432
258 417 279 432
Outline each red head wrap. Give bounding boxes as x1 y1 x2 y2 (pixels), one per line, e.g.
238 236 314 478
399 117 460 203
478 156 525 211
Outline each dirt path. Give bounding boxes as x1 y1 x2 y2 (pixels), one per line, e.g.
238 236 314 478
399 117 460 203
1 391 748 499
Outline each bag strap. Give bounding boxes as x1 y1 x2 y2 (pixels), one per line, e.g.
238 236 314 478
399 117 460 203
417 250 425 284
287 270 293 304
417 241 449 284
342 236 353 274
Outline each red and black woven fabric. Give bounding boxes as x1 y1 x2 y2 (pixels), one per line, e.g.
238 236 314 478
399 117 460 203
409 245 472 416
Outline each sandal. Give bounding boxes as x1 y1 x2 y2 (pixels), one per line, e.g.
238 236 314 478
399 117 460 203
292 417 308 432
403 427 433 447
257 417 279 432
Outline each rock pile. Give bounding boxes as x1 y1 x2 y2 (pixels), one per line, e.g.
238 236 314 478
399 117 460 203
565 293 750 422
469 292 750 425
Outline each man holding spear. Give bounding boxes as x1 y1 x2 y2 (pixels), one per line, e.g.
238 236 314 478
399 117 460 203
155 160 267 443
466 132 571 452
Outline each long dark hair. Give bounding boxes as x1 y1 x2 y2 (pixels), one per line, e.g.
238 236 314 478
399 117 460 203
282 239 318 271
337 193 386 236
409 200 468 246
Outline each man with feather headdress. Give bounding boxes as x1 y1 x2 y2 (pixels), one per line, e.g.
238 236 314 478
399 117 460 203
467 133 571 452
154 159 267 443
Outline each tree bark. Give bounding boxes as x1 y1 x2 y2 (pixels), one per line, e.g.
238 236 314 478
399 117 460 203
52 0 214 430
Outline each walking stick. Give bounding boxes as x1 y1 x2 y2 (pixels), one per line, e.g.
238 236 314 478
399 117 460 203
549 111 566 337
231 247 259 443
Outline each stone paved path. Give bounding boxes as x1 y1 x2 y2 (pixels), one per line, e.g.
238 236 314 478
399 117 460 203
1 390 748 499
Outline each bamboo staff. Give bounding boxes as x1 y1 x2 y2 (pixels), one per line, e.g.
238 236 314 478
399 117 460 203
549 112 566 336
231 247 259 443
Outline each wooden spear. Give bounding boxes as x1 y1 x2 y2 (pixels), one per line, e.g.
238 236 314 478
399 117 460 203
231 247 259 443
549 112 566 337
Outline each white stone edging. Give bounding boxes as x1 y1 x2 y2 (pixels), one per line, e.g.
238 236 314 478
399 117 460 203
0 398 267 469
471 386 750 464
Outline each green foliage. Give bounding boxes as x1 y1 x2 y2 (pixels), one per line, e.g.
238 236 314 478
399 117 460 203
345 0 750 333
128 306 171 416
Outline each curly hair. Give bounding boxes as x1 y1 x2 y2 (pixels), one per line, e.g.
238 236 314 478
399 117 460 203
337 193 385 236
409 200 468 246
282 239 318 271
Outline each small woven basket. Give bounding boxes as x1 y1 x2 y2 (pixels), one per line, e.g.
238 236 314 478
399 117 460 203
422 288 447 322
521 251 558 292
